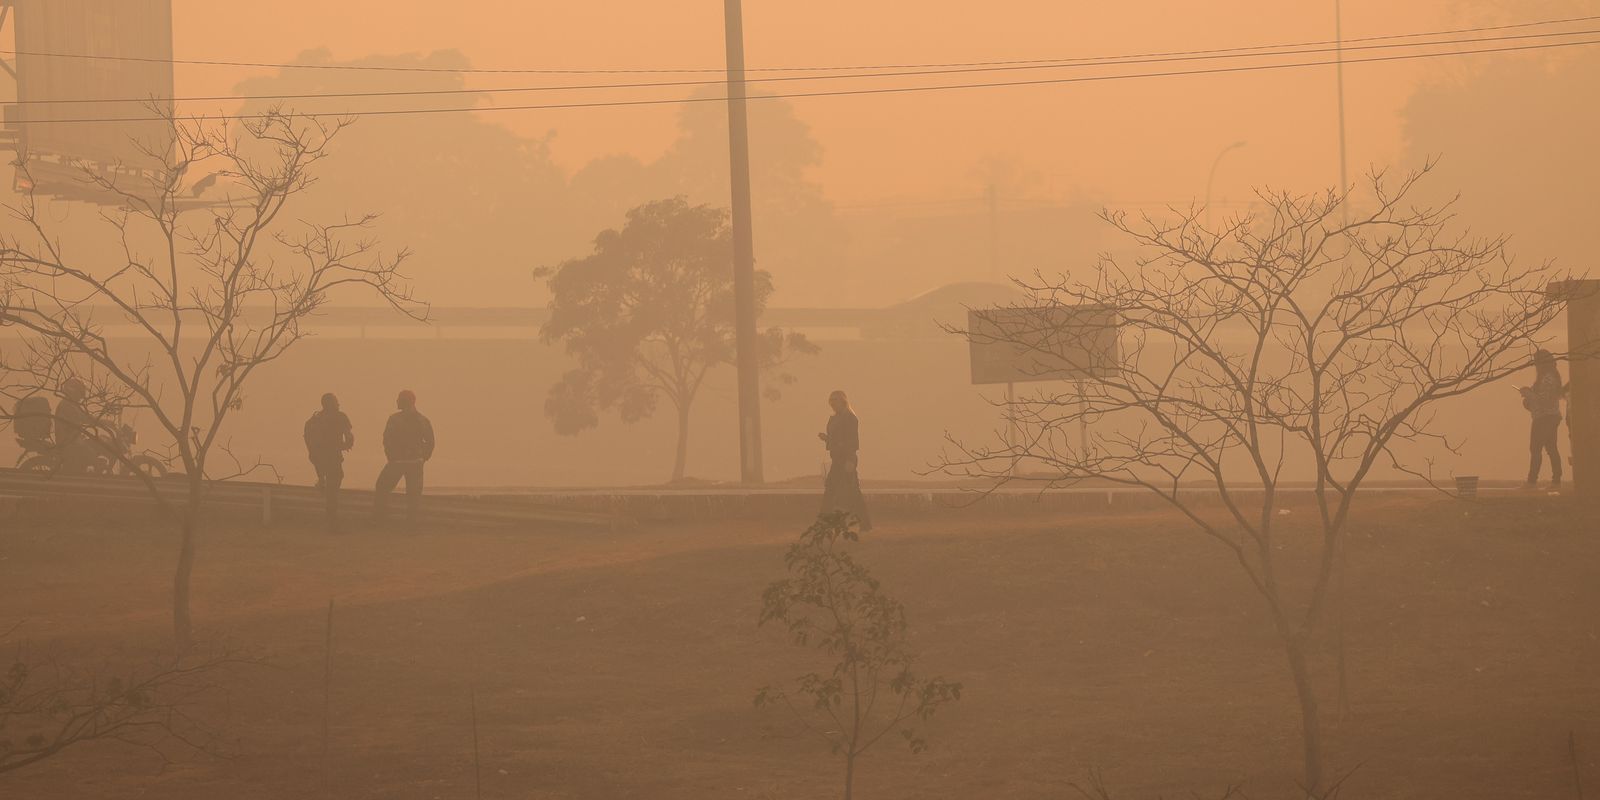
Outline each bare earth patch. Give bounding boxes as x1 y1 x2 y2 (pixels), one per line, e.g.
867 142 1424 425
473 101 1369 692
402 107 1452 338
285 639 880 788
1 495 1596 798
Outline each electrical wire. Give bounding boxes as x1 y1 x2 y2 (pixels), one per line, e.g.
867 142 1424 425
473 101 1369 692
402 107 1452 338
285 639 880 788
8 25 1598 107
0 12 1594 76
13 36 1599 125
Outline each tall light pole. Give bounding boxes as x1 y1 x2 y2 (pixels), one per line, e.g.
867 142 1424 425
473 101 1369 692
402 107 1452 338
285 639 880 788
1204 140 1247 229
724 0 764 485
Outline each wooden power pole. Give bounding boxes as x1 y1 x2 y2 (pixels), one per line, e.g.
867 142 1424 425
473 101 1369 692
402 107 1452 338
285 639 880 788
1334 0 1350 221
724 0 764 484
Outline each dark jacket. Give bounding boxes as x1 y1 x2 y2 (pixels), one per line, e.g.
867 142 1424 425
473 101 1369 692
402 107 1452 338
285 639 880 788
304 410 354 460
825 410 859 461
383 409 435 463
55 399 94 446
1525 372 1564 419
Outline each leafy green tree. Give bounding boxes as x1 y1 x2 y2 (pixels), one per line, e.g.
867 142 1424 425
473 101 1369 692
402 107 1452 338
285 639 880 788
537 197 815 482
757 512 962 800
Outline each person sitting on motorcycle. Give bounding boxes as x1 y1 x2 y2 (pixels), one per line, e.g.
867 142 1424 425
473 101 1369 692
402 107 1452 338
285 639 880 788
55 378 102 474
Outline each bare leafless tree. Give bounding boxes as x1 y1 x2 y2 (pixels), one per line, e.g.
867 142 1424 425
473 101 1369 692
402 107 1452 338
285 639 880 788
1067 763 1359 800
1069 767 1247 800
941 166 1586 794
0 108 425 650
0 632 246 776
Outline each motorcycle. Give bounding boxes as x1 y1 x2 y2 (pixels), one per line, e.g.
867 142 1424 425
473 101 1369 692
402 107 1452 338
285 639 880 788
14 414 170 479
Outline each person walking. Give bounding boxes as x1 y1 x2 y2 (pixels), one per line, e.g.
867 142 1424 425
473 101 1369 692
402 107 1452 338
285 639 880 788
303 393 354 530
818 390 872 531
374 389 435 524
1520 349 1568 490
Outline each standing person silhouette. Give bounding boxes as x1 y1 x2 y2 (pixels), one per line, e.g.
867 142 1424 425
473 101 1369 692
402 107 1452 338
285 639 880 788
818 390 873 531
374 389 435 525
303 393 354 531
1520 349 1568 490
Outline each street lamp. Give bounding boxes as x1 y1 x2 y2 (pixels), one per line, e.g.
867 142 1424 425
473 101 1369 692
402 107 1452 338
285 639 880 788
1204 140 1248 229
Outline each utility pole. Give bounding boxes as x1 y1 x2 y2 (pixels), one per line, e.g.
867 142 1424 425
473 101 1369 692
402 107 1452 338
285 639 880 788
1204 140 1247 229
987 182 999 283
1333 0 1352 719
1335 0 1351 224
724 0 764 485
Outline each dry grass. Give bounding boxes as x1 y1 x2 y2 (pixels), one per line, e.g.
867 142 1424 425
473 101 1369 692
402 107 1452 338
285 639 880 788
0 494 1596 798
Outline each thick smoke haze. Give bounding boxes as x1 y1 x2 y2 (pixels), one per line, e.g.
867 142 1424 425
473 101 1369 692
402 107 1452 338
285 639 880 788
2 3 1597 798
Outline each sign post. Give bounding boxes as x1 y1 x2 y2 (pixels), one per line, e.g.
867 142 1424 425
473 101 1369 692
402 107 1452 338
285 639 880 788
967 305 1119 386
967 305 1119 465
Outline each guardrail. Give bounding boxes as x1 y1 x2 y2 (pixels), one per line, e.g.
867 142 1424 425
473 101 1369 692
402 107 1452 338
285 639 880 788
0 470 631 530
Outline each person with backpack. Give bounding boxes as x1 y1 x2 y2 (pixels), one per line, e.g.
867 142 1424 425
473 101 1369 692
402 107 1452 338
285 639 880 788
303 393 355 530
1519 349 1569 490
374 389 435 525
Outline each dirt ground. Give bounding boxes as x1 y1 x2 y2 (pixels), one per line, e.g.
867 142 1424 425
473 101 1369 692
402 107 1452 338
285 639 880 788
1 494 1597 799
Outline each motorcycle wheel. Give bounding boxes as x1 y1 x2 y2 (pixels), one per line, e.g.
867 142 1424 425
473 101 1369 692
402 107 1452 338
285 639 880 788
122 456 169 479
18 455 56 474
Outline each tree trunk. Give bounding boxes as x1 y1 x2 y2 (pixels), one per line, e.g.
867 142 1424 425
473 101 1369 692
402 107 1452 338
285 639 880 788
172 479 202 651
844 751 855 800
671 402 690 483
1284 636 1324 796
172 512 197 649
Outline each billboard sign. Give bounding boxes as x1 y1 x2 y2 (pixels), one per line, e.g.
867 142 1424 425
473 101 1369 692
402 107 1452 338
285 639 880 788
7 0 174 196
968 305 1119 386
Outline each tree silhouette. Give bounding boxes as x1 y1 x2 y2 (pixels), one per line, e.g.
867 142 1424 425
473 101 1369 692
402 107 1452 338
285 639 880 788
0 634 244 776
757 512 962 800
231 50 572 305
565 87 849 307
537 198 814 482
941 167 1585 793
0 109 423 650
1403 36 1599 282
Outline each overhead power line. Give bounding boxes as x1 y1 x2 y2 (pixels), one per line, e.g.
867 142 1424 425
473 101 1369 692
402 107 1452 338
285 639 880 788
14 36 1600 125
7 25 1597 107
0 12 1595 76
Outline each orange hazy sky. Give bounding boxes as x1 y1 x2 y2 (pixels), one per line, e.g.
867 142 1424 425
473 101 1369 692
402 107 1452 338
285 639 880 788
166 1 1535 207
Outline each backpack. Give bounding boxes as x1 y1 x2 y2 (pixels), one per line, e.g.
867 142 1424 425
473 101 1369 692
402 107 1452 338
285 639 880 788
14 396 53 443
